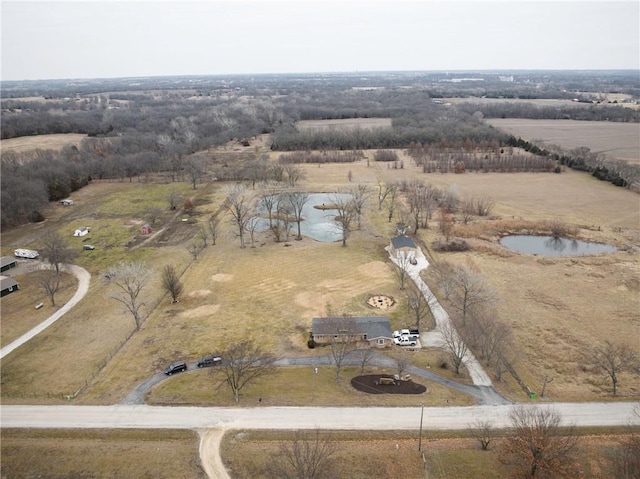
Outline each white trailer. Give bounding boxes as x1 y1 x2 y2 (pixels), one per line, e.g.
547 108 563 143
14 249 39 259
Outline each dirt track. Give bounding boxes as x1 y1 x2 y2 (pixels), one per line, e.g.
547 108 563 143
199 429 231 479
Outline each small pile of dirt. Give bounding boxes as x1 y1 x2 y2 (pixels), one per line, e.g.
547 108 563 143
351 375 427 395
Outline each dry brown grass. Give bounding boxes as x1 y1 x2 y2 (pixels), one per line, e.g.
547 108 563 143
1 140 638 407
147 365 474 407
487 118 640 163
0 270 76 347
297 118 392 131
0 133 87 153
0 428 205 478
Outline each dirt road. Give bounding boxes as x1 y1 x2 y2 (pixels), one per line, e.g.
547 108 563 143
199 429 231 479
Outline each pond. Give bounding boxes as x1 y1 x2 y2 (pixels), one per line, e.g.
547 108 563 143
499 235 617 257
254 193 352 243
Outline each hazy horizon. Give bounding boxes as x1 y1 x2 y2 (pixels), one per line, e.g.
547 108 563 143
2 1 639 82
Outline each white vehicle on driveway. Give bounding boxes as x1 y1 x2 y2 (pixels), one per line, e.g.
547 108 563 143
394 336 418 346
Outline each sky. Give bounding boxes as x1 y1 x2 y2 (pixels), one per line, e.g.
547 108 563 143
1 0 639 81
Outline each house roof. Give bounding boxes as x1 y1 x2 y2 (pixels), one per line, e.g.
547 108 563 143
312 316 392 340
391 235 417 249
0 276 19 290
0 256 17 269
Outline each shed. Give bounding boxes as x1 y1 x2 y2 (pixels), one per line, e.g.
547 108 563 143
60 199 74 206
389 235 417 261
0 256 18 272
311 316 393 349
74 227 90 237
141 224 152 235
0 276 19 297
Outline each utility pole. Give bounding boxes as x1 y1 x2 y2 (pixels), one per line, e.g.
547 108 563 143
418 403 424 451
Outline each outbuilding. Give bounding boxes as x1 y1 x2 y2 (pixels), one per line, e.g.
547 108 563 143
74 227 90 237
0 276 19 297
0 256 18 272
141 224 152 235
60 199 74 206
389 235 418 262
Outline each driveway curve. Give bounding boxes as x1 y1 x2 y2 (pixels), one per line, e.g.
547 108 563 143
0 264 91 359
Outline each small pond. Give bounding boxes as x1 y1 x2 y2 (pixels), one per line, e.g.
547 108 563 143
254 193 352 243
500 235 617 257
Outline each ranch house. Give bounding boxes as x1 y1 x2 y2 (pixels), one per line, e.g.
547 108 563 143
311 316 393 349
0 256 18 273
389 235 417 261
0 276 19 297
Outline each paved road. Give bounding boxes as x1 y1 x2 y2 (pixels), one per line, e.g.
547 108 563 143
2 402 638 431
0 264 91 359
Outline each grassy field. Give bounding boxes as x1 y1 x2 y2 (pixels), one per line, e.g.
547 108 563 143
0 428 206 478
487 118 640 163
0 132 88 153
221 429 628 479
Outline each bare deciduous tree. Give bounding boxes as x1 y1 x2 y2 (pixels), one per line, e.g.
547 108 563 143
450 262 496 326
611 404 640 479
501 406 580 479
207 215 219 245
332 194 356 247
266 429 338 479
327 316 358 382
284 164 304 186
244 216 261 248
167 190 182 211
187 240 204 260
357 348 375 373
376 180 395 211
218 340 277 403
441 322 468 375
39 230 76 276
287 192 310 240
225 185 254 248
468 418 495 451
394 252 412 291
40 271 60 306
162 265 183 303
407 283 431 330
350 184 368 230
110 261 152 331
587 340 639 396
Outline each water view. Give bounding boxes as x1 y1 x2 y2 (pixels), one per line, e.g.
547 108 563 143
254 193 352 243
500 235 617 257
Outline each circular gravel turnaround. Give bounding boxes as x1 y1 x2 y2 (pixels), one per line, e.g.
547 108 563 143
351 374 427 395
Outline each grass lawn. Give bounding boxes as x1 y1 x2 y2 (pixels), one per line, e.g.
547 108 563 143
146 365 474 407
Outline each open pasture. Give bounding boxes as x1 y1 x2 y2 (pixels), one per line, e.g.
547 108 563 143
297 117 393 131
487 118 640 163
0 133 88 153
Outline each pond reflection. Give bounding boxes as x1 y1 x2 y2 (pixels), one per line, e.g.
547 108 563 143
500 235 617 257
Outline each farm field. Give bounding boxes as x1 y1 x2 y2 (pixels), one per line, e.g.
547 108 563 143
0 144 638 406
487 118 640 163
445 96 639 109
297 117 392 131
0 132 88 153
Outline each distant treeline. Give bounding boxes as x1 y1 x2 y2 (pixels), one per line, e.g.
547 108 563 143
458 102 639 123
507 136 640 188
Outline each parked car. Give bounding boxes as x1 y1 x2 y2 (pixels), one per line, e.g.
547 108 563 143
164 361 187 375
392 329 411 338
394 336 418 346
197 355 222 368
83 245 95 250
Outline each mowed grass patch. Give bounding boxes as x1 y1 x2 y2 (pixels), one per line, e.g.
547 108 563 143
297 118 393 131
147 365 473 407
0 270 76 347
0 428 205 479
